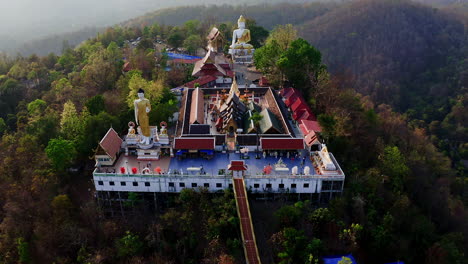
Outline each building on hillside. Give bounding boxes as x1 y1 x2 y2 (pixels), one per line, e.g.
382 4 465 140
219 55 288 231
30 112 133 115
92 16 346 209
184 49 234 88
93 83 345 204
94 128 123 167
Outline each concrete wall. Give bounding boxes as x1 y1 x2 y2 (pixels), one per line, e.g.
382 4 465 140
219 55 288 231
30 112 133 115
93 174 344 194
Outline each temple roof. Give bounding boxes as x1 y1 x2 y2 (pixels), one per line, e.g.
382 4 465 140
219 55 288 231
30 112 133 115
300 119 322 133
174 137 215 150
261 138 304 150
190 88 204 124
229 77 240 97
243 111 257 134
183 75 217 88
207 27 222 41
304 130 320 146
98 128 123 160
259 108 283 134
192 49 231 77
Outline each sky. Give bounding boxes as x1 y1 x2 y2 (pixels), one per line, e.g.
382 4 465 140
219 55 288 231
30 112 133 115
0 0 172 38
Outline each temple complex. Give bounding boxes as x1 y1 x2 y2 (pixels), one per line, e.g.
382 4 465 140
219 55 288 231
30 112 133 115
92 18 346 262
93 15 345 203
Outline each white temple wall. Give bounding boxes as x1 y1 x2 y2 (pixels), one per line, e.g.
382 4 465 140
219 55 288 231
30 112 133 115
94 175 343 194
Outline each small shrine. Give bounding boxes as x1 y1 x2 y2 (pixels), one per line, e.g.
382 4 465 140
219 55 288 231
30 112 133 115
123 89 171 161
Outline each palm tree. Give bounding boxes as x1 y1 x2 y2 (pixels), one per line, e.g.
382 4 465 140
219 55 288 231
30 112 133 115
249 111 263 159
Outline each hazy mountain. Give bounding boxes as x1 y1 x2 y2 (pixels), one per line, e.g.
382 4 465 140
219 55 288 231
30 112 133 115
0 0 316 55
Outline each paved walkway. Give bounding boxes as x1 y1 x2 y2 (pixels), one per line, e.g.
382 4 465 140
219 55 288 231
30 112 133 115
233 178 261 264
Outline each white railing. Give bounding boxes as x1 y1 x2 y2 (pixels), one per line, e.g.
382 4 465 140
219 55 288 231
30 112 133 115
93 169 344 180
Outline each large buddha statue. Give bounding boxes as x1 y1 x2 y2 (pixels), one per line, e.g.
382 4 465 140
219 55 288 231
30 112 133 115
134 88 151 145
230 15 254 50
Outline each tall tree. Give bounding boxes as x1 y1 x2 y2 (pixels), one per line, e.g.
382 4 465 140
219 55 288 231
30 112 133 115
249 111 263 158
45 138 76 171
267 24 298 51
277 38 324 94
60 101 82 140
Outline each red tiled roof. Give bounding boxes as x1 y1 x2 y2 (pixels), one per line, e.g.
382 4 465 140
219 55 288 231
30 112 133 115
280 87 296 98
293 108 307 120
301 119 322 133
259 76 270 87
228 160 248 171
298 110 316 121
261 138 304 150
285 94 299 107
305 131 319 146
299 123 308 136
99 128 123 160
123 62 132 72
183 75 217 88
174 137 215 149
291 97 308 112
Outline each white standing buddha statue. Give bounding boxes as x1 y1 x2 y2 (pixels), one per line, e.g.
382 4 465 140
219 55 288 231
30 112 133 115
230 15 254 53
134 88 152 145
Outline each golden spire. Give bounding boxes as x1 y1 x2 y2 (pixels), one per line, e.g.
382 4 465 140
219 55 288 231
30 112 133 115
230 76 240 97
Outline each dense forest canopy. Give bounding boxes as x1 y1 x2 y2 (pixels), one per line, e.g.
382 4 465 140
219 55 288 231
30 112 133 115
0 0 466 263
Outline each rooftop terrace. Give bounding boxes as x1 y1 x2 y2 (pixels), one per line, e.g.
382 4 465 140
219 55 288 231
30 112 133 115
95 151 345 180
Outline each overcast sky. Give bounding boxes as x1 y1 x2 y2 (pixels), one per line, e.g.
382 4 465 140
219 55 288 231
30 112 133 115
0 0 172 37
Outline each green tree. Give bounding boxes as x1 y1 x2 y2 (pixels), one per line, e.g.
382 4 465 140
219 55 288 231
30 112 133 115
249 111 263 158
267 24 298 50
379 146 409 192
85 95 105 115
82 47 119 91
183 35 202 54
45 138 76 170
0 117 6 136
116 231 144 258
167 31 184 49
27 99 47 119
272 227 312 264
277 38 323 93
126 72 165 108
246 19 269 48
76 111 119 158
60 101 82 140
253 40 283 87
16 237 31 263
184 20 201 35
275 204 302 227
137 38 154 51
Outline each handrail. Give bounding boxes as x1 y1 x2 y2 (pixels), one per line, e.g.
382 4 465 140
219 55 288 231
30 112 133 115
93 169 344 180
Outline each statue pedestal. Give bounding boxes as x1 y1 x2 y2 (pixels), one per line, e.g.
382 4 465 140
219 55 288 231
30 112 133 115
229 48 254 64
137 147 160 161
159 135 169 145
126 136 139 146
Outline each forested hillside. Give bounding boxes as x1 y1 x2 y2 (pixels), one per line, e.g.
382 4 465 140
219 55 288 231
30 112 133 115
121 2 336 30
300 0 468 175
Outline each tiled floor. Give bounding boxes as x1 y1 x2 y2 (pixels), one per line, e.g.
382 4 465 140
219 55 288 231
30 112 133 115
168 152 315 176
102 151 316 176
